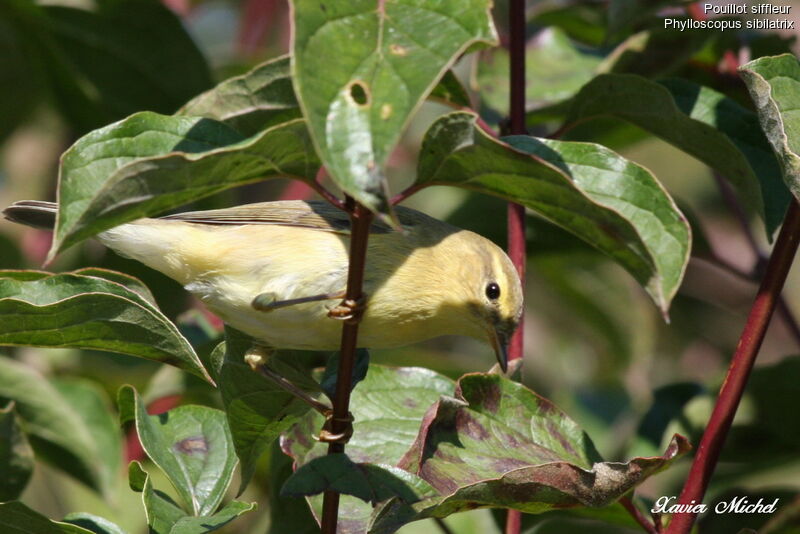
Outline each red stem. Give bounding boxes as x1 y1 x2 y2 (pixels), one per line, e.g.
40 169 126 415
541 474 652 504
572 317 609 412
319 196 374 534
505 0 525 533
666 201 800 533
621 496 660 534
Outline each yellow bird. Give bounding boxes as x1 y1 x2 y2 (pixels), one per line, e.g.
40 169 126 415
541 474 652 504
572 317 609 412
3 200 523 370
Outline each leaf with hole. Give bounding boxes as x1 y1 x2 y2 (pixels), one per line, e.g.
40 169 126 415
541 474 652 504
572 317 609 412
739 54 800 201
412 111 690 313
291 0 497 214
48 113 318 259
0 270 210 382
118 386 237 516
180 55 470 138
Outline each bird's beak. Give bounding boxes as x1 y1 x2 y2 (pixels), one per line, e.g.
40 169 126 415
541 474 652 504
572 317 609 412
491 329 509 373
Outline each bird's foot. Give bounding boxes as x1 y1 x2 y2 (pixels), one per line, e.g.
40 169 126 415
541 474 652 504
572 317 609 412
317 410 355 444
327 294 367 325
244 345 273 370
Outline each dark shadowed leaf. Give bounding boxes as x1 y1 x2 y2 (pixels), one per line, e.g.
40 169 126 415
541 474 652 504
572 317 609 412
39 0 211 133
598 29 712 79
219 327 321 493
428 71 472 108
61 513 127 534
739 54 800 201
127 461 254 534
0 270 210 382
118 386 236 516
320 349 370 400
0 358 115 497
291 0 497 214
370 374 690 533
282 453 438 504
281 365 455 533
556 74 790 236
0 402 34 501
49 114 318 259
0 2 45 143
0 502 98 534
265 441 318 534
477 27 601 115
412 111 690 313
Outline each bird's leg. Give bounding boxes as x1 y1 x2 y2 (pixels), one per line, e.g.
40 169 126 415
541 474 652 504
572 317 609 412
244 345 355 444
244 345 332 416
327 294 368 325
251 290 345 313
317 412 355 444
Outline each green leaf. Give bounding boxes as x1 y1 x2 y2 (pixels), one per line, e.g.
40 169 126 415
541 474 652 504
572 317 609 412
282 453 438 504
371 374 690 532
739 54 800 200
118 386 236 516
49 113 318 259
0 402 34 501
0 270 210 382
555 74 791 237
291 0 497 214
281 365 455 531
61 513 127 534
0 358 115 497
0 502 97 534
178 55 301 136
52 379 122 501
413 111 690 313
38 0 211 133
180 53 469 137
219 327 320 493
477 27 601 115
128 461 255 534
320 349 370 400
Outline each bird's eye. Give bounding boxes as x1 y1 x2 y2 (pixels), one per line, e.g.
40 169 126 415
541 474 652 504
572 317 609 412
485 282 501 300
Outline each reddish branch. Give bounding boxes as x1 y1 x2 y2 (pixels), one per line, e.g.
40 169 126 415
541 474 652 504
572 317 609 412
319 195 374 534
666 201 800 533
504 0 526 533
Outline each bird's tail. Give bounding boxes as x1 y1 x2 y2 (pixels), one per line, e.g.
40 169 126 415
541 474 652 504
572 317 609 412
3 200 57 230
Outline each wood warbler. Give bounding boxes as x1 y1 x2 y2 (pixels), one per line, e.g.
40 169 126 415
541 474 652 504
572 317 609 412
4 200 523 370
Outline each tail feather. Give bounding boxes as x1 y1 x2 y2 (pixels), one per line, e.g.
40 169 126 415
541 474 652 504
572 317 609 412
3 201 57 230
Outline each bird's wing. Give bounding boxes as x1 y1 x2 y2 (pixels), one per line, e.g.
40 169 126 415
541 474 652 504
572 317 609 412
159 200 431 234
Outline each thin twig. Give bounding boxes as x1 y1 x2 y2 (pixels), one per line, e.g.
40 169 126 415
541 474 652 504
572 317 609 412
311 167 346 210
319 195 374 534
620 496 659 534
433 518 456 534
666 201 800 533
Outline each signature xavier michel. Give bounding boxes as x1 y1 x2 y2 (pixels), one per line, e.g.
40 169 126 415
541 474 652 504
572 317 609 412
652 496 780 515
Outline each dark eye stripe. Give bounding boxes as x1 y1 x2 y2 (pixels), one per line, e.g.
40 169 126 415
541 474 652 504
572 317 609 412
486 282 500 300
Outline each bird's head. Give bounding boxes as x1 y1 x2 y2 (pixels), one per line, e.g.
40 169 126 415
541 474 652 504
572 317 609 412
446 231 524 372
